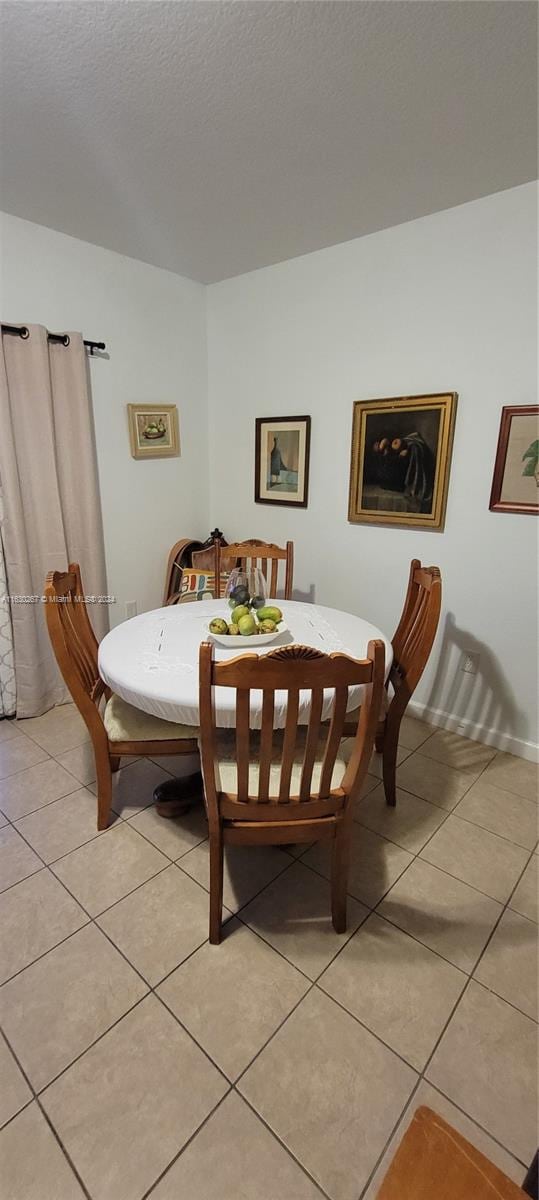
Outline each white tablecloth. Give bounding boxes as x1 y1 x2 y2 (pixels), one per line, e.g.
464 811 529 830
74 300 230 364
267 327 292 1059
98 599 393 729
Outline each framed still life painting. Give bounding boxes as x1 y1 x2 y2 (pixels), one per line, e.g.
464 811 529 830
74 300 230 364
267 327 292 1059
489 406 539 514
348 392 458 530
128 404 180 459
255 415 311 507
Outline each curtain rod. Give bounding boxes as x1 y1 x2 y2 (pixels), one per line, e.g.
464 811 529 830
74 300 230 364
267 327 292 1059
1 323 106 356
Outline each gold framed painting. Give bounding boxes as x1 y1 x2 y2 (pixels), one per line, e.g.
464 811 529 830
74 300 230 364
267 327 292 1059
127 404 180 459
348 392 458 530
489 406 539 514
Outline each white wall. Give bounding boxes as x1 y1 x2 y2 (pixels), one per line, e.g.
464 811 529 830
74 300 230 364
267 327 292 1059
0 212 209 624
207 184 538 758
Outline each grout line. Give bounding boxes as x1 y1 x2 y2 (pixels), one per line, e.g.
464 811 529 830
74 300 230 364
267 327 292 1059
139 1090 234 1200
234 1088 334 1200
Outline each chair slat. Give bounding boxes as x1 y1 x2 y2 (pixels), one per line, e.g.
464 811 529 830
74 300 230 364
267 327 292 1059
299 688 324 801
258 690 275 801
318 686 349 797
278 687 300 802
235 689 250 801
270 558 278 597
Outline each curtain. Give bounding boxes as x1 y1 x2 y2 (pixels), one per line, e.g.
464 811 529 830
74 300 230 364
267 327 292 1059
0 325 108 717
0 485 16 717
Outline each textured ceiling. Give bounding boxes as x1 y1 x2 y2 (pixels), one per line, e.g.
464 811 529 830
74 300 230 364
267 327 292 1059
0 1 537 283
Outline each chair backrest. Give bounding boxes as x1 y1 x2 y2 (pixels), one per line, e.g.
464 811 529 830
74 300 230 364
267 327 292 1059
162 538 202 605
44 564 107 733
390 559 441 701
199 640 385 823
214 538 294 599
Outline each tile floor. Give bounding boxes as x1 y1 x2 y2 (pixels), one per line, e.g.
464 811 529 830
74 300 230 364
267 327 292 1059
0 705 537 1200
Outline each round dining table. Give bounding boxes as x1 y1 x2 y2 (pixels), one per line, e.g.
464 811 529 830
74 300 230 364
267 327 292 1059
98 598 393 811
98 598 393 727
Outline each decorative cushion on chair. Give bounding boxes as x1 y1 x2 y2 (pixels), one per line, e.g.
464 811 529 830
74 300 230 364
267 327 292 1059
205 728 355 797
104 694 198 743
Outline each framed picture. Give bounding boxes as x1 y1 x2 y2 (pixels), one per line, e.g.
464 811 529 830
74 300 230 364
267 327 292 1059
348 392 458 530
255 415 311 507
489 405 539 514
127 404 180 459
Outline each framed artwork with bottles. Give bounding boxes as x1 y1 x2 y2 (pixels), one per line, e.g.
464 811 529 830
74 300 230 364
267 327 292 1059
255 415 311 507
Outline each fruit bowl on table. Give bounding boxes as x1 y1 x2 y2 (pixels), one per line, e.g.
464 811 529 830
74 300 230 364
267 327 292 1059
209 619 289 648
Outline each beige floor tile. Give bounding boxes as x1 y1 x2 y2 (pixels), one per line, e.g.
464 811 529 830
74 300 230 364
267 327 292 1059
14 787 118 863
41 995 228 1200
474 908 538 1021
482 751 538 803
151 1090 322 1200
363 1079 526 1198
0 758 80 820
159 919 309 1079
378 858 502 972
396 752 473 811
0 870 87 984
19 704 89 756
98 865 213 985
128 801 207 859
510 855 538 923
0 720 23 743
420 728 496 774
303 824 414 908
90 757 173 818
239 988 417 1200
180 840 291 913
56 741 97 785
1 1103 86 1199
0 1036 32 1128
0 924 147 1091
355 784 446 853
320 913 466 1070
368 744 411 780
242 861 368 980
148 752 201 776
0 734 50 782
397 715 434 751
52 823 169 916
427 980 538 1163
0 811 7 827
0 825 42 892
454 777 538 850
420 815 530 903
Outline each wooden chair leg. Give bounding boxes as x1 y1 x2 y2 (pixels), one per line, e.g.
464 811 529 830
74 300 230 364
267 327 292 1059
110 755 121 773
382 712 401 808
96 751 113 831
331 821 350 934
209 830 224 945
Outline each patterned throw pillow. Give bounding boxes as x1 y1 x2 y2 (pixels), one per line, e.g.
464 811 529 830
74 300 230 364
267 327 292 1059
177 569 229 603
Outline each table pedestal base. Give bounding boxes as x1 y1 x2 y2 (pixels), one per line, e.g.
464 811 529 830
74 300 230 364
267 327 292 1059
153 772 204 818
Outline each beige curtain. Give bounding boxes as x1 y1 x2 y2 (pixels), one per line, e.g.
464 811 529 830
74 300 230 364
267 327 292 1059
0 325 108 717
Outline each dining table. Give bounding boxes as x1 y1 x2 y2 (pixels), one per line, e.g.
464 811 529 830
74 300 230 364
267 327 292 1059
98 598 393 810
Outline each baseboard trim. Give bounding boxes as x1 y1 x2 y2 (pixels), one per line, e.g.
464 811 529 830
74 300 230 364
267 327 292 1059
408 699 539 764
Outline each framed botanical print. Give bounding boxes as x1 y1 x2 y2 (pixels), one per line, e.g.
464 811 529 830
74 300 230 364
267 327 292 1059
348 392 458 530
489 406 539 514
255 415 311 507
127 404 180 459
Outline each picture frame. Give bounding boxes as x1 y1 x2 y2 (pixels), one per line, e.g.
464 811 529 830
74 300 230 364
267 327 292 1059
489 405 539 514
348 392 458 530
127 404 180 459
255 415 311 507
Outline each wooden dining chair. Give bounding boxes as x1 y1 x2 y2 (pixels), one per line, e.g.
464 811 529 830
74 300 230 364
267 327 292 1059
344 559 441 808
45 564 200 830
214 538 294 600
198 639 385 944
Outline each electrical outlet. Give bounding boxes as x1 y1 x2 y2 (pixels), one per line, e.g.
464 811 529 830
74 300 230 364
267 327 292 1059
125 600 137 619
462 651 479 675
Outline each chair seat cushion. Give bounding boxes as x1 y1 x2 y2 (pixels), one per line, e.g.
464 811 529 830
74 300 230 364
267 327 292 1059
209 728 355 798
104 694 198 743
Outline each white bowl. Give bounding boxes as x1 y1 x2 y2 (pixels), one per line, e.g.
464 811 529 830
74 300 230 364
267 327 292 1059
209 620 289 648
